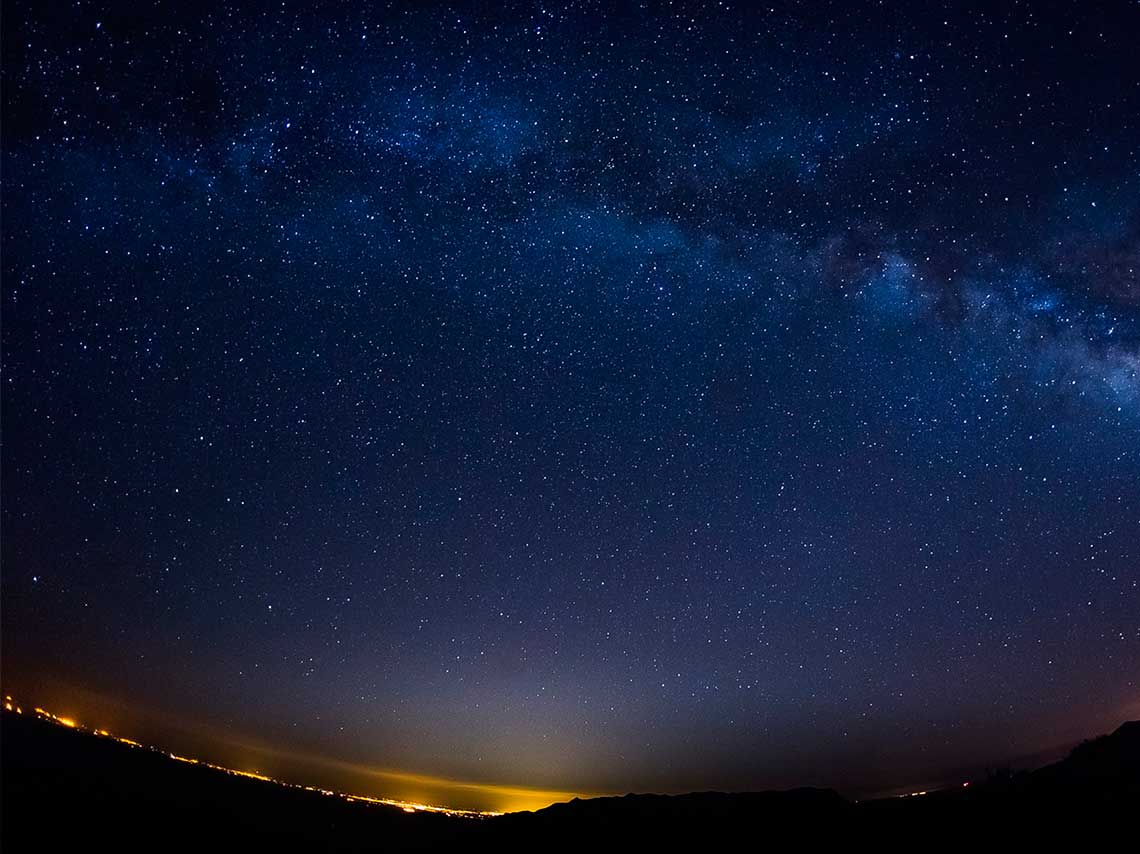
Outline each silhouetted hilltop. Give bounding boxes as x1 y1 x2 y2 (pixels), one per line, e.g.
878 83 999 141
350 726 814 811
474 787 851 848
4 708 1137 852
532 786 849 820
1027 720 1140 797
860 718 1140 824
1 711 467 852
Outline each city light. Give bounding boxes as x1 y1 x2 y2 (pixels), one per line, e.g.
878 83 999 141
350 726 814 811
3 697 503 818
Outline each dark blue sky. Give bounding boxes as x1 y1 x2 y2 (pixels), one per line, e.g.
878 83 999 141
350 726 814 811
3 0 1138 809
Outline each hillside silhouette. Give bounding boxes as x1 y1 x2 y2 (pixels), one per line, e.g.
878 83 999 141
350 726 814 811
3 710 1137 851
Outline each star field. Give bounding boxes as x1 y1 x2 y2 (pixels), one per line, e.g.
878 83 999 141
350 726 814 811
2 1 1138 805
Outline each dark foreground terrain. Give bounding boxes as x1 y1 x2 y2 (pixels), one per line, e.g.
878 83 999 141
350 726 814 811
3 710 1137 851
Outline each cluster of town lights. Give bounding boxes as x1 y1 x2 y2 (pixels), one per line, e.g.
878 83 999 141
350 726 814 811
3 695 502 818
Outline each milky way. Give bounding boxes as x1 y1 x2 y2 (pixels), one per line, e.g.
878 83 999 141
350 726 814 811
3 2 1138 806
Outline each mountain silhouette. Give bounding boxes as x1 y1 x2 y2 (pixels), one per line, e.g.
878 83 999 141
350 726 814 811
4 709 1137 851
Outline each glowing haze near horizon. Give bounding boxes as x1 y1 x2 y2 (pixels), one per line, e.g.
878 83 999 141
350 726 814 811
2 0 1138 812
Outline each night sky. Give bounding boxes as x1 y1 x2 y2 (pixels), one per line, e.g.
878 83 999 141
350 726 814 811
3 0 1139 812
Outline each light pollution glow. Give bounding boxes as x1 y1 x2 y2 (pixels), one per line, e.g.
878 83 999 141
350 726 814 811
3 696 595 814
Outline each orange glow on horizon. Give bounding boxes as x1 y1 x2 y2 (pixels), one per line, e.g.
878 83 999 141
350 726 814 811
5 696 578 816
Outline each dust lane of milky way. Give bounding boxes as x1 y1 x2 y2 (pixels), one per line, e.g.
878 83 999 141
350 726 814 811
2 0 1138 809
